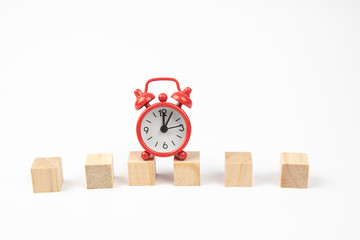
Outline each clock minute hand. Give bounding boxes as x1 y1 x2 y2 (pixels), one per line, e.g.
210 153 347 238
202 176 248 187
165 111 173 126
162 112 166 126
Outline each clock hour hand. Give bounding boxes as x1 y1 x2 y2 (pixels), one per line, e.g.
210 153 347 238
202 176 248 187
167 124 184 131
165 111 173 126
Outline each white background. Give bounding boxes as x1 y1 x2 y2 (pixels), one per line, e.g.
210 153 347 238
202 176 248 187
1 1 360 239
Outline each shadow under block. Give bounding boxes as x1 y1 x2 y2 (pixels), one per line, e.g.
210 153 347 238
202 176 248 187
31 157 63 193
85 153 114 189
225 152 252 187
174 151 200 186
128 151 156 186
280 152 309 188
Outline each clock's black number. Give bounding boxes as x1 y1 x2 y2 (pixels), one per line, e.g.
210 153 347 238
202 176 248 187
158 109 167 116
179 124 184 132
163 142 168 149
144 127 149 134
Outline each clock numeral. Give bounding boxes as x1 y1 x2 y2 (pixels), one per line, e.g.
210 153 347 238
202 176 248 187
158 109 167 117
163 142 168 149
179 124 184 132
144 127 149 134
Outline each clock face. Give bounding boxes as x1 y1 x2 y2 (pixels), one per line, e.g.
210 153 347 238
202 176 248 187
140 106 188 153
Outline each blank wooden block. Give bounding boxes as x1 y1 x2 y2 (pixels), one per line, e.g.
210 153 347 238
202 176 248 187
280 152 309 188
225 152 252 187
31 157 63 193
174 151 200 186
128 151 156 186
85 153 114 189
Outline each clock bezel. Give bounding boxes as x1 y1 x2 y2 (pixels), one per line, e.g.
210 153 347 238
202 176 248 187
136 102 191 157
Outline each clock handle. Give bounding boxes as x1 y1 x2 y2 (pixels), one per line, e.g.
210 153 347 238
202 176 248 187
144 77 182 92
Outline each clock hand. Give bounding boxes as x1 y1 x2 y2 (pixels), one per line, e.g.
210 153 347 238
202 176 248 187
167 124 183 130
165 111 173 126
162 112 166 126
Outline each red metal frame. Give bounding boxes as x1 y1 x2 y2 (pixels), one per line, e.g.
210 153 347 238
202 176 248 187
136 102 191 158
144 77 181 93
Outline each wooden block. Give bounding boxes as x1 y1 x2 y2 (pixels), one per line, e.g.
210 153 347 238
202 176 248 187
31 157 63 193
174 151 200 186
280 152 309 188
128 151 156 186
85 153 114 189
225 152 252 187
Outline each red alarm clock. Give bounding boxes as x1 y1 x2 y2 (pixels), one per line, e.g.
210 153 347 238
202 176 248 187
134 77 192 161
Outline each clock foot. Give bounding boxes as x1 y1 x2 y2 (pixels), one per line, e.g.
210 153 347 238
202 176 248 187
141 151 151 160
177 151 187 160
